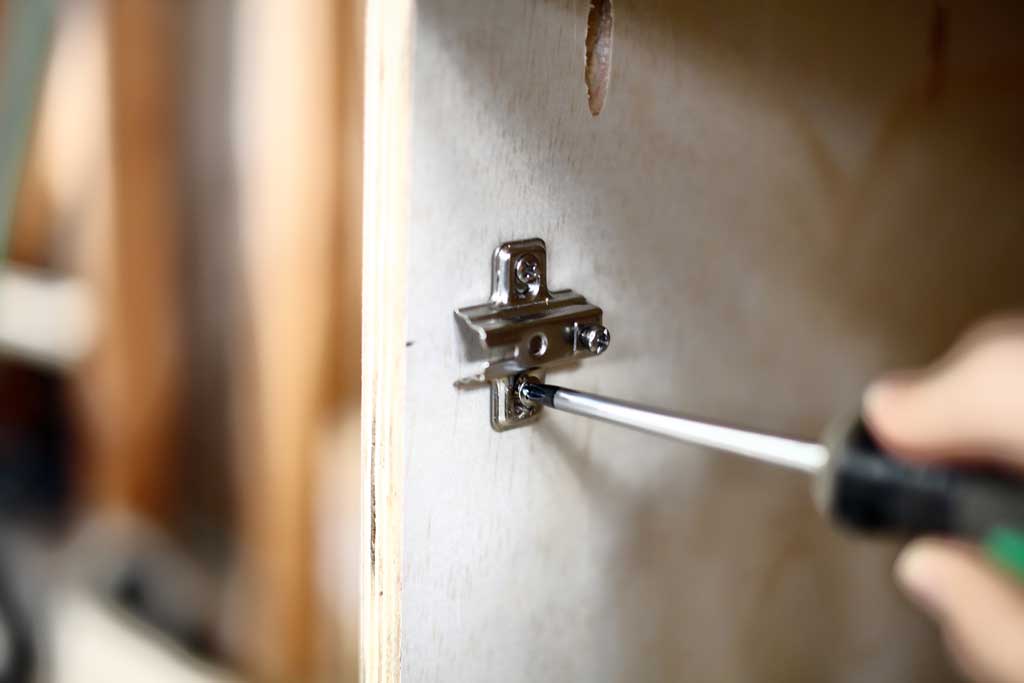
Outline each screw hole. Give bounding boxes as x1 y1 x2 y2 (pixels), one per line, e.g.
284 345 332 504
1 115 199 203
585 0 614 116
528 333 548 358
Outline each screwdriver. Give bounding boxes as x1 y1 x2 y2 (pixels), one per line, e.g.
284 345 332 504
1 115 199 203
519 380 1024 577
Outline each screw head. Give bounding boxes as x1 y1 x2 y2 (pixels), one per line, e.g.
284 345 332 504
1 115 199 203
579 325 611 355
513 374 544 418
516 255 540 288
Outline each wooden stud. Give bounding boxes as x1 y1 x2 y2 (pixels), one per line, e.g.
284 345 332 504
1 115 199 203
86 0 183 522
233 0 359 678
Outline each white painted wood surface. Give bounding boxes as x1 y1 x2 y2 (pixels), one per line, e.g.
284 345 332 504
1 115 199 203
381 1 1024 680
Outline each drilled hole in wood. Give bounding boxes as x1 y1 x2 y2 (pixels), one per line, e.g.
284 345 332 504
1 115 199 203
585 0 614 116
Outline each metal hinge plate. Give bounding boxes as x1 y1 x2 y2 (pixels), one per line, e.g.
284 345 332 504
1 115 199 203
454 238 610 431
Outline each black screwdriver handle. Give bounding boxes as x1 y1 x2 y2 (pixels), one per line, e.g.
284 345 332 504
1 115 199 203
819 419 1024 546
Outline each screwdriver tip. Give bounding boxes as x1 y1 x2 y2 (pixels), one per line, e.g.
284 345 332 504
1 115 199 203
518 380 558 407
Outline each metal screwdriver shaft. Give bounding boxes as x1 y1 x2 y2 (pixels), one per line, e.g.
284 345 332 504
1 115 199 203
519 381 829 473
520 382 1024 580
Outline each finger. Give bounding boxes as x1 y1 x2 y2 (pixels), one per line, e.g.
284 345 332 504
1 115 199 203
897 538 1024 683
864 316 1024 468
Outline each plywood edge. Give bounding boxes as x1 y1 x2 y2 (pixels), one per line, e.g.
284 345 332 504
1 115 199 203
361 1 413 681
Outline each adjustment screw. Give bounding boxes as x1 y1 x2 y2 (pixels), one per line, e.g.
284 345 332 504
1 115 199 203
514 254 541 294
578 325 611 355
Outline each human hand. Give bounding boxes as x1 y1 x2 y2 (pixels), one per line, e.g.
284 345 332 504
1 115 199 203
864 316 1024 683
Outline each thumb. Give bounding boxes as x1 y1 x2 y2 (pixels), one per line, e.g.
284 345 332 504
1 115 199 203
897 538 1024 683
864 316 1024 470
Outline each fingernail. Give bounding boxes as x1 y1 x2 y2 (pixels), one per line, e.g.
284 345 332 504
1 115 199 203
895 540 948 618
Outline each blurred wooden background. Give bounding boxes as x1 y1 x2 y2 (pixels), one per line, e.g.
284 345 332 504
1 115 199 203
3 0 362 680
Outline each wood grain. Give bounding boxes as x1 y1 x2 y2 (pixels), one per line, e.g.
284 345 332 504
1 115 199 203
391 1 1024 680
361 1 412 681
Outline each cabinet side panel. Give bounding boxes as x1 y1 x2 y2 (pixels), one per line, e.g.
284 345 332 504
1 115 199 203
362 1 412 681
404 2 1024 681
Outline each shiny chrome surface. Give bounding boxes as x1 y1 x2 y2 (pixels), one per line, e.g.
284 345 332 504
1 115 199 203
522 382 828 473
575 324 611 355
454 239 608 386
490 371 545 431
513 253 542 299
454 239 612 431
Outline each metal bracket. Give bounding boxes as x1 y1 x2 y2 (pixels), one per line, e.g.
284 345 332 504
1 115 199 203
454 238 610 431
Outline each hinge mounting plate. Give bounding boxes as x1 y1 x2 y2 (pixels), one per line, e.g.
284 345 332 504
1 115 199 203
454 238 610 431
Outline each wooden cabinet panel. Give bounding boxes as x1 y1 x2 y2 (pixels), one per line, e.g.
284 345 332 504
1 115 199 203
366 2 1024 680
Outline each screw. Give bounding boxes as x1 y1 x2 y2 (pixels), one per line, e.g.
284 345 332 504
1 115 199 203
514 374 543 417
516 374 544 406
578 325 611 355
514 254 541 295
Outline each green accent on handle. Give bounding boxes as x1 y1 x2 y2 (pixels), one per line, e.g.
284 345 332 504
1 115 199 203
984 528 1024 580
